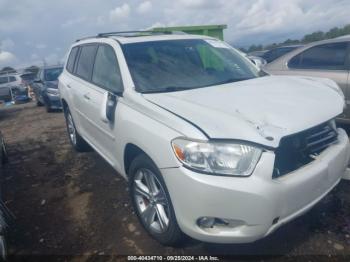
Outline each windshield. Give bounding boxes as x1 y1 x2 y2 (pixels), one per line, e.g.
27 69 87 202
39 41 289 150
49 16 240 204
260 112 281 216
122 39 259 93
44 67 63 81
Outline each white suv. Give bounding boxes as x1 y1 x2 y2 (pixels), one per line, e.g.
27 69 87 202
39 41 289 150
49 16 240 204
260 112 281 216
59 32 350 245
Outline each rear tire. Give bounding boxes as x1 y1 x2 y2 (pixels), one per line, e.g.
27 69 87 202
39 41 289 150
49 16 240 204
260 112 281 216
64 107 91 152
129 154 184 246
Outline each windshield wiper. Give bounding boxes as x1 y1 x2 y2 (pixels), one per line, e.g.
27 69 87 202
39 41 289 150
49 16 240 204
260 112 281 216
141 86 191 94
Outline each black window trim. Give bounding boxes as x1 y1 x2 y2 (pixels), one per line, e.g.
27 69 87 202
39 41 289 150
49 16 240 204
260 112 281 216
287 41 350 71
73 43 98 82
90 43 124 94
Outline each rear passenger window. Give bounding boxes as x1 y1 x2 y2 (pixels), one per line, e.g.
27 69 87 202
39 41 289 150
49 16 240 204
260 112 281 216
66 46 79 73
0 77 8 84
92 45 123 93
76 45 97 81
288 42 348 70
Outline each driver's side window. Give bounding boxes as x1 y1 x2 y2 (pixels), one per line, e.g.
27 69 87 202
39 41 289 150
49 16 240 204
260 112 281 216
92 44 123 93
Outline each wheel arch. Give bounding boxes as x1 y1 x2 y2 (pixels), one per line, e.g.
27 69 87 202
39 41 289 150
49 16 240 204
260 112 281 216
123 143 148 176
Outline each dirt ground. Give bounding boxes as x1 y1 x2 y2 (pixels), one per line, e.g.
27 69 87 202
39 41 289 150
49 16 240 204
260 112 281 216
1 102 350 261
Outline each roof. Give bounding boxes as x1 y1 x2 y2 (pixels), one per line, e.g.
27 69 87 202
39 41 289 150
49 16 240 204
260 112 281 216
74 33 215 46
335 34 350 40
152 24 227 31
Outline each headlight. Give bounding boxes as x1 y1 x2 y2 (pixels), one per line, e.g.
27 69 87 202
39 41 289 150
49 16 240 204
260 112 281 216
46 88 59 96
171 138 262 176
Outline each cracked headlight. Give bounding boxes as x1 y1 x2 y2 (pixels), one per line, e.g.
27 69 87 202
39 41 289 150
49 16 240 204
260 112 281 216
171 138 262 176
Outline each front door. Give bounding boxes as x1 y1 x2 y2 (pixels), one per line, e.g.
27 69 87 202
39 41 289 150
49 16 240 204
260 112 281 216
80 43 125 166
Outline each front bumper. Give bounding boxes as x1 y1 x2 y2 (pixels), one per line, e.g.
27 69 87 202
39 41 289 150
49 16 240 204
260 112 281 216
162 128 350 244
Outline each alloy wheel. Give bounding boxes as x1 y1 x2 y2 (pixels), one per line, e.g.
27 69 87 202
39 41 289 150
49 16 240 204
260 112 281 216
133 168 170 234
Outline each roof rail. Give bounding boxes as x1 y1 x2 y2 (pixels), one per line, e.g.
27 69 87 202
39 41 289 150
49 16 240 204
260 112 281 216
97 30 171 37
75 35 98 42
75 30 185 42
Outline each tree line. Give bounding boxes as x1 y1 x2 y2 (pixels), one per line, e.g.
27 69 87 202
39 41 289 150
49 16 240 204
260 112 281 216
240 23 350 53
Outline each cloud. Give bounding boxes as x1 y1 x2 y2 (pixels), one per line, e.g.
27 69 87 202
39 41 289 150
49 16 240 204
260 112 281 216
0 38 15 50
109 3 130 22
0 51 17 67
44 53 59 65
61 17 86 28
0 0 349 67
137 1 152 14
30 53 39 60
35 43 47 49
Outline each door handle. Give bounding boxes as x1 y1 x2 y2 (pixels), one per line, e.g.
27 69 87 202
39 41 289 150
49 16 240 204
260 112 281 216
67 84 71 89
83 93 90 100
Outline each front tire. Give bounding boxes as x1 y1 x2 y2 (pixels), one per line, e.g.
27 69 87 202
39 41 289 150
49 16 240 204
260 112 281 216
129 154 184 246
64 107 90 152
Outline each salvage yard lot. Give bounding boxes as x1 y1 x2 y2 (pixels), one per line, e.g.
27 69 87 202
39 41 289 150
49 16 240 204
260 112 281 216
1 102 350 259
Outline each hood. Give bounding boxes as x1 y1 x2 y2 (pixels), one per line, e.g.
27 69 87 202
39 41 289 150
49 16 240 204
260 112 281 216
144 75 344 148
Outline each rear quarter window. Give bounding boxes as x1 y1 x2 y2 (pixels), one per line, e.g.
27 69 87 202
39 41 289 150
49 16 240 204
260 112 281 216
66 46 79 73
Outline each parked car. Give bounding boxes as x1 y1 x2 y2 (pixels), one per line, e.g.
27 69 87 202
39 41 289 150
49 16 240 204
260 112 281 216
59 32 350 246
248 50 268 57
263 36 350 123
260 45 303 63
32 66 63 112
0 74 29 102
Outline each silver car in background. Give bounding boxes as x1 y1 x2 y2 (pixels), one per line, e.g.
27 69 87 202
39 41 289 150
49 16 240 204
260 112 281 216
263 36 350 122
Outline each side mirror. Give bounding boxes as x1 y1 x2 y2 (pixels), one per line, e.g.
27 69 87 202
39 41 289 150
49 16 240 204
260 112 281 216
100 91 118 123
34 79 42 83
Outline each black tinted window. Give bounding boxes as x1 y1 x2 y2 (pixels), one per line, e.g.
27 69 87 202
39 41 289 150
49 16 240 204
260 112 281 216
0 77 7 84
92 45 123 92
76 45 97 80
289 43 347 70
67 47 79 73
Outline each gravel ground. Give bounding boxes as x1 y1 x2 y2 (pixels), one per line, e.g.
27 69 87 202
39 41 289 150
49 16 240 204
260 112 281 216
1 102 350 261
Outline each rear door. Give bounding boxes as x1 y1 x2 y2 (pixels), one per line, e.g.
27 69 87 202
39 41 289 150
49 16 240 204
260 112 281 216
287 42 350 119
70 44 98 141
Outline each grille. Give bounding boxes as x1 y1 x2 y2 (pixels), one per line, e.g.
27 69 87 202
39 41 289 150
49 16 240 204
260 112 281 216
273 121 338 178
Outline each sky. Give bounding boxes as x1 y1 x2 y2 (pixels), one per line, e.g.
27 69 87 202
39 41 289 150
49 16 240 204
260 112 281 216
0 0 349 69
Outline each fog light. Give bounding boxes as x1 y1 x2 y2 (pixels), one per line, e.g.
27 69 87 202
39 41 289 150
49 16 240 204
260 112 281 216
197 217 245 229
197 217 215 228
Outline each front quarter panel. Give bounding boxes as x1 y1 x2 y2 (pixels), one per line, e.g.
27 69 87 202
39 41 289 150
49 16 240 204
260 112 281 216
114 100 184 178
